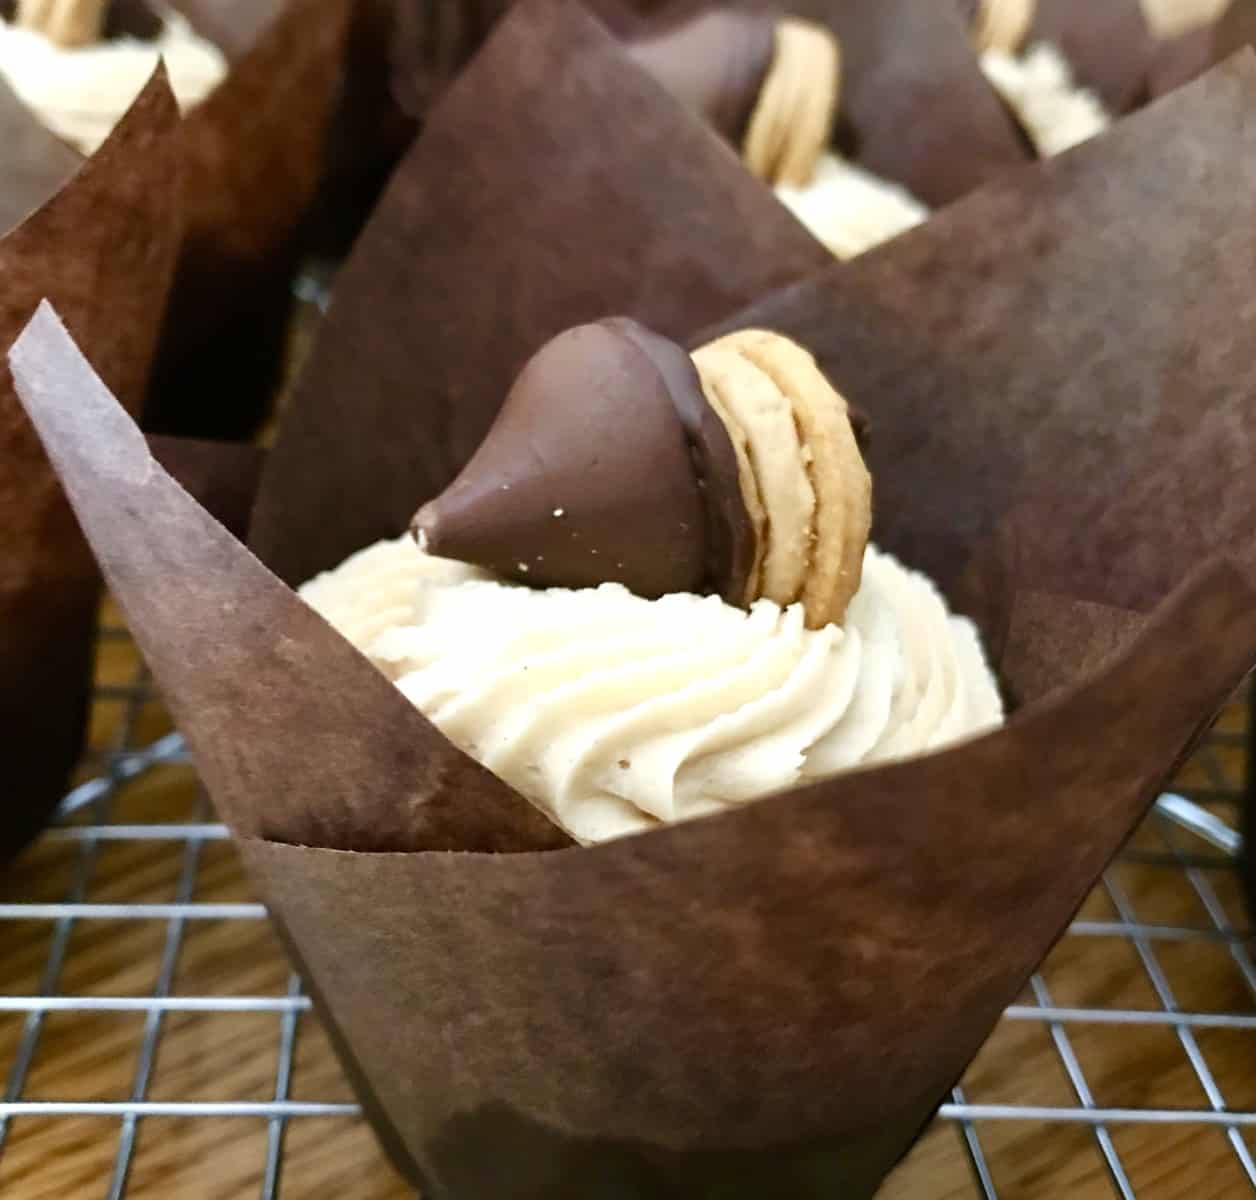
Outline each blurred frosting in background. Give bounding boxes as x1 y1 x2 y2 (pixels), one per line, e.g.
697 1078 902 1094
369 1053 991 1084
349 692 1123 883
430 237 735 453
0 4 225 154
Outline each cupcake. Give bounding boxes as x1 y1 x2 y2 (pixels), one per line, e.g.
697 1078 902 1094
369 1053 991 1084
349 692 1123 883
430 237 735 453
0 0 354 440
302 321 1005 844
626 2 1027 259
11 12 1256 1191
634 0 1256 260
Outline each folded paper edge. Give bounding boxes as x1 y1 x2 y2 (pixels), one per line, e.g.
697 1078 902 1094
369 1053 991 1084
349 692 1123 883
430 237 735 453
8 302 574 855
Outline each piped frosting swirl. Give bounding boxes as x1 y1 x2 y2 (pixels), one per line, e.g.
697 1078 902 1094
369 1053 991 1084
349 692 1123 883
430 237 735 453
301 538 1004 844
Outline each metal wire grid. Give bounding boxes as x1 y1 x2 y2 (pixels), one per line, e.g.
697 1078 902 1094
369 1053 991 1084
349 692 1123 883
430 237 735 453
0 624 1252 1198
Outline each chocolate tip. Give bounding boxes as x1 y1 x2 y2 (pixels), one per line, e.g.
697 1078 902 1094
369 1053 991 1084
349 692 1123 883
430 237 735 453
410 505 435 554
402 320 727 598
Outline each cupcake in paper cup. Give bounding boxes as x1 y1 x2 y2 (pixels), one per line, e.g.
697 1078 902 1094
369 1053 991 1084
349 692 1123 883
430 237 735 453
0 0 354 440
623 0 1256 259
13 7 1256 1195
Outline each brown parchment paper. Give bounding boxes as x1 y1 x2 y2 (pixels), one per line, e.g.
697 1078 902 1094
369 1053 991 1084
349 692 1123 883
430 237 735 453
1025 0 1156 112
1245 704 1254 916
391 0 646 118
145 436 266 540
143 0 353 440
313 0 421 254
1241 578 1254 921
0 77 81 236
0 71 182 863
13 40 1256 1200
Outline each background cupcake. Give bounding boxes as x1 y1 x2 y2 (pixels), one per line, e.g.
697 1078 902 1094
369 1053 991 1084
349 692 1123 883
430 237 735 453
0 0 354 441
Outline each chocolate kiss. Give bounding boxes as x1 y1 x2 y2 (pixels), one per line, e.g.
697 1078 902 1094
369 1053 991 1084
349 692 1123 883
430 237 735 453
625 10 776 143
413 318 754 603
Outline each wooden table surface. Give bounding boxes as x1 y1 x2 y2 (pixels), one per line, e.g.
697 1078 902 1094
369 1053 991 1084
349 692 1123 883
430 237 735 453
0 598 1252 1199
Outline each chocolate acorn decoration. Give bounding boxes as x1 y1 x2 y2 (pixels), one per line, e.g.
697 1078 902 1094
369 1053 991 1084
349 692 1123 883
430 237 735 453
413 319 872 629
626 0 1032 204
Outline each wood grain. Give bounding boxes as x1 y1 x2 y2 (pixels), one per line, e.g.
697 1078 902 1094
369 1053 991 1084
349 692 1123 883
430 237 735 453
0 615 1251 1198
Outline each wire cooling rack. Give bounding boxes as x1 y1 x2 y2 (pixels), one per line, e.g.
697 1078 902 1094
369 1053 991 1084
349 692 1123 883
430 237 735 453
0 613 1252 1199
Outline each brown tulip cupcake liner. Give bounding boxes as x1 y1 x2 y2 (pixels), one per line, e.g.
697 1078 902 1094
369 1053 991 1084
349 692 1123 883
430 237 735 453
0 0 355 861
0 69 180 863
1246 703 1255 919
139 0 354 439
9 0 1256 1190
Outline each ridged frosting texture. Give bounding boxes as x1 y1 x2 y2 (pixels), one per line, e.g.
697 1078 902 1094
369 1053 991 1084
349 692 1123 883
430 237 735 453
775 152 928 260
0 10 226 155
300 538 1004 844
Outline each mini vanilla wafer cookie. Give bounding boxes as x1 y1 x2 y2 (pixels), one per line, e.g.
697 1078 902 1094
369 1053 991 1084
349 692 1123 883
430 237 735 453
695 380 766 606
742 17 841 188
700 330 872 629
690 343 815 607
971 0 1038 53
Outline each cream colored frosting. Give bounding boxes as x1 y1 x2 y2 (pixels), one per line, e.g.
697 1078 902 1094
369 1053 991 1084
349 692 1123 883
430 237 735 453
980 42 1110 157
0 8 227 155
300 537 1004 845
775 152 928 260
